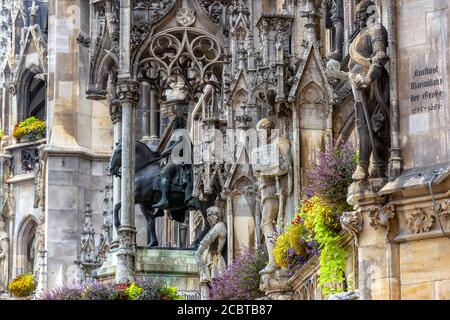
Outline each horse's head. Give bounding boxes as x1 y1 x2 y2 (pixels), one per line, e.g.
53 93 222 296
109 143 122 177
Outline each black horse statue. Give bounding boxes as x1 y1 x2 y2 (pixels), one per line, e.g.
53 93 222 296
108 141 215 248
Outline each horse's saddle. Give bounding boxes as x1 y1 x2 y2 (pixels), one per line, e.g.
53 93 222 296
153 175 186 194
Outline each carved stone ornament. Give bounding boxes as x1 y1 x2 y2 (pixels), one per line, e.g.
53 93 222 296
432 200 450 219
368 204 395 242
176 8 196 27
441 201 450 218
116 80 140 104
340 210 362 246
406 208 436 234
109 99 122 124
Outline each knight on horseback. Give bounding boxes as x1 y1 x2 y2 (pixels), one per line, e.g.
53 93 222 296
153 115 194 210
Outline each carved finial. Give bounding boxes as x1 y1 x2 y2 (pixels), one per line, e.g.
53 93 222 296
300 0 321 45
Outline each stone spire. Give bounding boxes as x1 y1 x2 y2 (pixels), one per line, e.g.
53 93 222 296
75 204 101 283
301 0 321 46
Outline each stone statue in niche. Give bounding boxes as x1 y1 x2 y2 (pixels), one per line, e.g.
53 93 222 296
195 206 227 300
252 118 293 275
348 0 390 181
326 0 344 61
0 218 9 293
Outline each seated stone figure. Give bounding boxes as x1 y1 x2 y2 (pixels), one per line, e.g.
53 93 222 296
195 206 227 300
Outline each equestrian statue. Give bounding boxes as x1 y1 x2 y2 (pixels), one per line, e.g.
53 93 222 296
108 116 216 248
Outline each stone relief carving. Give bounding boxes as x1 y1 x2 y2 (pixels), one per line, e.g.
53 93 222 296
340 210 362 246
176 8 196 27
131 0 176 52
21 148 39 173
406 208 436 234
368 204 395 242
440 200 450 219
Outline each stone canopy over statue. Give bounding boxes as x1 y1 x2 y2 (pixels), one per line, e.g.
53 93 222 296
348 0 390 181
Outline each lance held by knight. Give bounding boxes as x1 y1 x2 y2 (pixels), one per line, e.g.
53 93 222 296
349 0 390 181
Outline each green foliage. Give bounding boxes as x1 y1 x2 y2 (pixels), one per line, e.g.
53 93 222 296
125 283 143 300
277 196 348 297
159 285 184 300
313 208 347 297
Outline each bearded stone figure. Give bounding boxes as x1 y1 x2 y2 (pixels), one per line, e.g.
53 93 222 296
0 219 9 293
348 0 390 181
195 206 227 300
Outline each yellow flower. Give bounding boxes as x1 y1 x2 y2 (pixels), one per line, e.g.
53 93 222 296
8 274 36 297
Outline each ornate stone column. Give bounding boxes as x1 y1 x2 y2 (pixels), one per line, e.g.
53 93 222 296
138 82 150 141
149 67 159 140
115 79 139 284
109 99 121 248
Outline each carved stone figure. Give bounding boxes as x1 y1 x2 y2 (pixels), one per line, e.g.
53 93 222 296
0 219 9 293
253 118 293 275
348 0 390 181
195 206 227 300
326 0 344 61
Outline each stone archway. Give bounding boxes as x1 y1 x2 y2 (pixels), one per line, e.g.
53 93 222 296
16 215 38 276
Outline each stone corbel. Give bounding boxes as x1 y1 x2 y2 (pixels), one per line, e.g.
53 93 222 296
340 210 362 246
368 204 395 243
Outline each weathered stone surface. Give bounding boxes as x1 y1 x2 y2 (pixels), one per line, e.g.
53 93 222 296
400 238 450 285
402 282 435 300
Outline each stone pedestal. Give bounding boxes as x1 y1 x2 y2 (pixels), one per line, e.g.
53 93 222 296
94 248 200 297
347 179 401 300
260 270 294 300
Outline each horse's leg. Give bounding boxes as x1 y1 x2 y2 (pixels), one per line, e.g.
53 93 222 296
147 213 158 247
140 204 158 247
114 201 121 230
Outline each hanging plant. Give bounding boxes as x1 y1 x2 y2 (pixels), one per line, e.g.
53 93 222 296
13 116 46 141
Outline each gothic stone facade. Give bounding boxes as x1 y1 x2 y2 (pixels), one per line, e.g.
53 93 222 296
0 0 449 300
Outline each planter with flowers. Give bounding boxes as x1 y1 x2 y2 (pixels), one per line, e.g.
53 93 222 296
8 273 36 299
13 116 46 143
273 141 358 298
